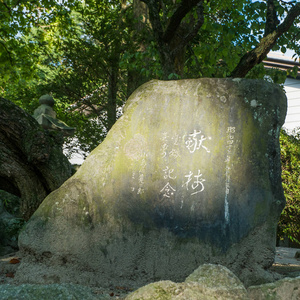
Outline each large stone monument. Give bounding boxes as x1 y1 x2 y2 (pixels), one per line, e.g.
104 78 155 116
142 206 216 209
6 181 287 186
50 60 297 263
15 79 287 288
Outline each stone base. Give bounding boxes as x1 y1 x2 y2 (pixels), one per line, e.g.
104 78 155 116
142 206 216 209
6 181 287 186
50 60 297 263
16 219 279 288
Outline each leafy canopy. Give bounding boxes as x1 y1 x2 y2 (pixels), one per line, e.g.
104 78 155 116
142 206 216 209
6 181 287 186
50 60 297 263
278 129 300 246
0 0 299 157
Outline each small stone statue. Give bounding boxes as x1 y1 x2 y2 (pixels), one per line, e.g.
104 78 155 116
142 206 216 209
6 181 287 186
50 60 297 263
33 94 75 136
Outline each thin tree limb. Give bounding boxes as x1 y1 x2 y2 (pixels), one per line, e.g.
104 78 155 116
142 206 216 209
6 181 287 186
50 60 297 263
1 1 12 15
276 2 300 35
0 40 13 65
179 2 205 51
140 0 164 46
162 0 203 43
230 2 300 78
264 0 280 37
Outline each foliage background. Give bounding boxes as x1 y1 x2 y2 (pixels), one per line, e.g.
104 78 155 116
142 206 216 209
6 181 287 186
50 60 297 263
1 0 299 159
278 128 300 246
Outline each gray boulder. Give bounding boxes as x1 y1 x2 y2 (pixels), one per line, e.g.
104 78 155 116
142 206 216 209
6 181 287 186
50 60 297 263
0 190 21 216
0 283 106 300
248 276 300 300
2 264 299 299
0 191 24 255
248 277 300 300
126 264 249 299
15 79 287 288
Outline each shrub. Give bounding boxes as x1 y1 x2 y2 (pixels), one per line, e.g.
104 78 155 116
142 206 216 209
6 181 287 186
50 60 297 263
278 129 300 246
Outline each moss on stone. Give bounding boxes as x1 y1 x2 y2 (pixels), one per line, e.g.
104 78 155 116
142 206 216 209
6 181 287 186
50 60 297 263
16 79 287 289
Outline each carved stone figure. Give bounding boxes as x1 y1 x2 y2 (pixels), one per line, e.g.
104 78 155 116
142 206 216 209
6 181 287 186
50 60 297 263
33 94 75 136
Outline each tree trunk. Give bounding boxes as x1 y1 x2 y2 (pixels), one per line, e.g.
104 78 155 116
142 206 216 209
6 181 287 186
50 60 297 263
141 0 204 79
107 54 119 132
0 97 72 220
127 0 151 97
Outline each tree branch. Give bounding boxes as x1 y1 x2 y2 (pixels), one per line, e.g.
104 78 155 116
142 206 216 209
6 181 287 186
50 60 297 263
276 2 300 35
230 2 300 78
162 0 203 44
0 40 13 66
1 1 12 16
140 0 164 47
264 0 280 37
179 2 205 50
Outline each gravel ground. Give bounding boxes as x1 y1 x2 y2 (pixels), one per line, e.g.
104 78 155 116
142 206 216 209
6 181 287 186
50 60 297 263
270 246 300 278
1 247 300 298
0 252 131 299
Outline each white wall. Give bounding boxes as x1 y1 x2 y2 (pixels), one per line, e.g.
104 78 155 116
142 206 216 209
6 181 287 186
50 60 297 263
283 78 300 132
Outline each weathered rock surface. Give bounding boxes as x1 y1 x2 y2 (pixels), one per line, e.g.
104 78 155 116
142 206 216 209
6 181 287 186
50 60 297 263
126 264 249 299
125 268 300 300
15 79 287 288
1 263 300 299
248 276 300 300
0 192 24 256
0 283 107 300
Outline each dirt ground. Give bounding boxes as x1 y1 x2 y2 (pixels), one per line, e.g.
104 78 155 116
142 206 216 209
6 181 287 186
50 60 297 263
270 246 300 277
0 247 300 296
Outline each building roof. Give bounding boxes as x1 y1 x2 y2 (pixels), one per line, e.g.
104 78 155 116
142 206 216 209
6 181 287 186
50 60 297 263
265 52 300 132
264 54 300 79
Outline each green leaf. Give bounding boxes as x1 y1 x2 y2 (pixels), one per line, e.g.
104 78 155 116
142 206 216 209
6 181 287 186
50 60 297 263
281 46 287 53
